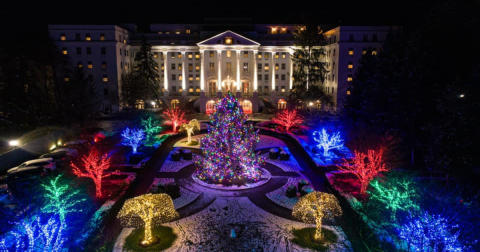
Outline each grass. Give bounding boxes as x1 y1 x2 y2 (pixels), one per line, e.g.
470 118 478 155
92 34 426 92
124 226 177 252
292 227 338 251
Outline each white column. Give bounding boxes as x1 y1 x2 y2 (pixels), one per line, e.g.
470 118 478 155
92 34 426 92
200 50 205 91
289 52 293 89
271 51 276 90
217 50 222 91
253 50 258 91
181 51 186 91
236 50 241 91
163 51 168 90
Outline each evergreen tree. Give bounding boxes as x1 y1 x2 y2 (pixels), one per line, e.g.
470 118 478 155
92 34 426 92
290 23 332 108
63 67 98 127
133 37 161 100
195 92 264 185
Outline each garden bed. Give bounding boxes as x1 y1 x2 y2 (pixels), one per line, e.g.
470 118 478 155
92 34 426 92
260 151 303 172
159 151 200 172
148 178 201 210
192 168 271 190
266 177 312 210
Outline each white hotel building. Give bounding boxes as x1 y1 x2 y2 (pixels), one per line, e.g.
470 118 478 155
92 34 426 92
48 20 393 113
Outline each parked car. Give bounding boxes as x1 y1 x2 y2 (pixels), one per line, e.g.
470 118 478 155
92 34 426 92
51 147 78 157
63 140 89 150
39 151 72 167
6 158 56 180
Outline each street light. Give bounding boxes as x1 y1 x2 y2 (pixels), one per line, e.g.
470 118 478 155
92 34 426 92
308 102 314 106
9 140 19 147
459 94 465 98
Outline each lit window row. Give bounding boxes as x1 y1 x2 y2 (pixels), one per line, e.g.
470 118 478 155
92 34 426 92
60 33 107 41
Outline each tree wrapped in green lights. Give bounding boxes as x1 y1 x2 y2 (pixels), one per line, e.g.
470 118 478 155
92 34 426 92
141 116 162 141
41 175 87 224
368 177 419 221
195 92 264 185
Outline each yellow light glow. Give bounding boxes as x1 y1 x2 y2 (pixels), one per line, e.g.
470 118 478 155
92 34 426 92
347 90 351 95
347 77 353 81
57 141 62 146
348 64 353 69
117 194 179 246
9 140 19 146
62 50 67 55
103 77 108 82
349 50 354 55
292 192 342 241
60 36 66 41
50 144 57 150
86 37 91 41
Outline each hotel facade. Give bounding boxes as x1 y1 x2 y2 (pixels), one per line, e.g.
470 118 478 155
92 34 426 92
48 20 393 113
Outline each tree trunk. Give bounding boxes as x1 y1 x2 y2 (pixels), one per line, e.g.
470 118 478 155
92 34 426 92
360 182 368 195
187 131 192 144
95 177 102 198
143 220 153 245
315 218 323 241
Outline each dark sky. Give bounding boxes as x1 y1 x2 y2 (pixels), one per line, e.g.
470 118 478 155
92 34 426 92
6 0 431 32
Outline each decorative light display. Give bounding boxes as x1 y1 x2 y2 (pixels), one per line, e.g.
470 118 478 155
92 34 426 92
368 178 419 221
312 128 344 157
163 108 186 133
141 117 162 141
121 127 145 153
117 193 179 246
272 109 304 132
71 148 116 198
195 92 265 185
338 148 389 194
398 212 464 251
0 216 66 252
41 175 87 223
181 119 200 145
292 191 343 241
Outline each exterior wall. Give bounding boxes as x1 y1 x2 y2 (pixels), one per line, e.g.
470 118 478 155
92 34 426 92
49 24 395 113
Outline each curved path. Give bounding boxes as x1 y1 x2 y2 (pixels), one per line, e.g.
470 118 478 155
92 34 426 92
119 130 327 221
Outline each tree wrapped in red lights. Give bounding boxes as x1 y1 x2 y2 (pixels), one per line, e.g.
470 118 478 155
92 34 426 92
162 108 186 133
338 147 389 194
195 92 265 185
71 148 116 197
272 109 303 132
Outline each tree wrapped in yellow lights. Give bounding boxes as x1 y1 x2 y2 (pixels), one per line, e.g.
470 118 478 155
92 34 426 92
117 193 179 246
292 191 342 241
181 119 200 145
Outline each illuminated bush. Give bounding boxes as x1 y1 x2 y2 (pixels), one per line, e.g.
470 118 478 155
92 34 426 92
117 193 179 246
292 191 342 241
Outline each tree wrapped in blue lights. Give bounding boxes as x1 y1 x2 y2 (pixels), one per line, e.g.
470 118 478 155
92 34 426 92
313 128 343 157
195 92 264 185
398 212 464 251
121 127 145 153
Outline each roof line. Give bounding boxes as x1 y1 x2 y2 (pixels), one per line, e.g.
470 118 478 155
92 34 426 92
197 30 260 46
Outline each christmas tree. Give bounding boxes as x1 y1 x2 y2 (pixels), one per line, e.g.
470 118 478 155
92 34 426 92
195 92 264 185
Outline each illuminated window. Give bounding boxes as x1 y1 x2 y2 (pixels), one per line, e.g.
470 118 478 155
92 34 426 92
171 99 180 108
62 48 67 55
280 27 287 34
178 52 182 58
275 53 279 59
271 27 277 34
86 33 91 41
226 62 232 71
103 75 108 82
161 64 164 70
209 51 214 57
258 53 262 59
178 64 182 70
347 75 353 81
64 77 70 82
275 64 279 70
225 37 233 44
186 29 191 34
102 61 107 69
196 87 200 92
154 52 158 58
60 33 66 41
175 29 180 34
195 64 200 71
372 48 378 55
264 64 269 71
189 64 193 72
348 62 353 69
189 75 193 82
155 65 158 70
282 52 286 58
87 61 93 69
278 99 287 109
195 75 200 81
349 48 354 55
123 39 127 44
244 51 248 58
281 87 286 92
77 61 83 68
226 50 231 58
189 87 194 92
100 33 105 41
265 53 269 59
347 90 351 95
362 48 367 55
188 53 193 59
195 53 200 59
179 75 183 81
179 88 183 92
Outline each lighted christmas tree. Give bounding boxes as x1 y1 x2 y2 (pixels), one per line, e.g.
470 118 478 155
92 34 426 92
195 92 264 185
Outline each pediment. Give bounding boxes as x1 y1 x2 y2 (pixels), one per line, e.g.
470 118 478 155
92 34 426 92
197 30 260 46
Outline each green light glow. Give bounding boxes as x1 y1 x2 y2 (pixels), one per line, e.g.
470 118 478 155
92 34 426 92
141 116 162 141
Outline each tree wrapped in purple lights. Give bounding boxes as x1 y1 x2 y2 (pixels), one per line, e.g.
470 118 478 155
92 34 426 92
195 92 264 185
313 128 343 157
